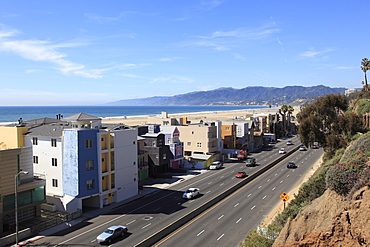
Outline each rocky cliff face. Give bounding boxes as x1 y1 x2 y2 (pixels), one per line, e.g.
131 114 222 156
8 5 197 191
273 185 370 246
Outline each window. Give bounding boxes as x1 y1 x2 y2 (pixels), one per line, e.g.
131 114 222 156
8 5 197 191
87 179 94 189
187 142 191 146
52 179 58 187
33 156 38 164
52 158 57 167
51 139 57 147
85 139 93 149
225 127 230 131
197 142 202 147
32 137 38 145
163 154 167 159
86 160 94 170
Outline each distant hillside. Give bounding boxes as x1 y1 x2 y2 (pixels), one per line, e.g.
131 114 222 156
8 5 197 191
107 85 346 106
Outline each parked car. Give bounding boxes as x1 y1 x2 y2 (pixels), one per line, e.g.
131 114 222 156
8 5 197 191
183 188 200 199
209 161 222 170
235 171 247 178
279 148 286 154
246 157 256 167
287 162 297 168
286 141 293 145
299 146 307 151
96 225 128 244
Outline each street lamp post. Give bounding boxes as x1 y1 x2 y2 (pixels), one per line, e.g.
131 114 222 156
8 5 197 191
15 170 28 246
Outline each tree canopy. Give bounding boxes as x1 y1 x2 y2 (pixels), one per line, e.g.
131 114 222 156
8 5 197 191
297 94 363 156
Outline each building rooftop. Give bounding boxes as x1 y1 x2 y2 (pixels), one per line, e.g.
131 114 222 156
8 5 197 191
62 112 101 121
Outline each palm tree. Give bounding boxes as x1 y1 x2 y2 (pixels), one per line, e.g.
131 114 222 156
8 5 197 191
287 105 294 133
361 58 370 91
281 105 288 135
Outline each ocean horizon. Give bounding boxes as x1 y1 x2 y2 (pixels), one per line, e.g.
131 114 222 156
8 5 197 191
0 105 269 123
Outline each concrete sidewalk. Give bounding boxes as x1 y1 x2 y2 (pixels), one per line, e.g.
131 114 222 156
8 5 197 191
15 169 207 246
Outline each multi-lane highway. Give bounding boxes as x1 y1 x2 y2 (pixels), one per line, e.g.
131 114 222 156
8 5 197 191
26 136 323 247
154 144 323 247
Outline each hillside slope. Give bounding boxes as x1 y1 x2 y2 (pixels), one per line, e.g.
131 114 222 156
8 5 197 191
273 185 370 246
107 85 346 106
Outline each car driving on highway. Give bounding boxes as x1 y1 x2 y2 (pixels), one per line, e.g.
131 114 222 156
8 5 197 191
235 171 247 178
96 225 128 244
287 162 297 168
182 188 200 199
209 161 222 170
279 148 286 154
299 146 307 151
245 157 256 167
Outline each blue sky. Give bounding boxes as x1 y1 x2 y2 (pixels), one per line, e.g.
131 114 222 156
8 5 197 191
0 0 368 106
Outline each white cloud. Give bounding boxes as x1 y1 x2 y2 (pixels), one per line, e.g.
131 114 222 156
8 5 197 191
188 40 230 51
159 57 183 62
199 26 280 40
149 76 194 84
199 0 223 11
333 66 353 70
276 37 284 51
299 47 335 61
25 69 43 74
185 25 280 51
120 73 143 78
233 53 246 61
0 28 107 79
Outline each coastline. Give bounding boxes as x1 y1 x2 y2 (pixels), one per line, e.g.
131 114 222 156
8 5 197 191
101 106 299 126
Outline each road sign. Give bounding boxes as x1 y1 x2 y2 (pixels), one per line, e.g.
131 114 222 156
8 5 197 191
280 192 290 202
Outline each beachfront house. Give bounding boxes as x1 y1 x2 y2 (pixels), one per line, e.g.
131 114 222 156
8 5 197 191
16 113 138 215
139 125 171 177
176 122 219 169
160 126 184 169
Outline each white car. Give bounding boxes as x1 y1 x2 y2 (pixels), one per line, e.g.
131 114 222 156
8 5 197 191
209 161 222 170
96 225 128 244
299 146 307 151
183 188 200 199
279 148 286 154
286 141 293 145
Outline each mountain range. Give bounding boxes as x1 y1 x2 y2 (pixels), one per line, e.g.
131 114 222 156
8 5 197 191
107 85 347 106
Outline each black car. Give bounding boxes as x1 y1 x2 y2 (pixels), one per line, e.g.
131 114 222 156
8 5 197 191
287 162 297 168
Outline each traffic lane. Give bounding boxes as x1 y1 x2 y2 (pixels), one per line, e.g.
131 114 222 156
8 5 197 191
29 159 293 246
155 148 323 247
27 140 304 246
37 169 247 247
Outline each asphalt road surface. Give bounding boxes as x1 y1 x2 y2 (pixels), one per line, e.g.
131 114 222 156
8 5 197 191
25 136 322 247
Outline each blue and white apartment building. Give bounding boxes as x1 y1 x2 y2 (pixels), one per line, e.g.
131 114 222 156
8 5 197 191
24 113 138 214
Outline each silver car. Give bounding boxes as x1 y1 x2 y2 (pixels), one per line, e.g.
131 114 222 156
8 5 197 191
96 225 128 244
182 188 200 199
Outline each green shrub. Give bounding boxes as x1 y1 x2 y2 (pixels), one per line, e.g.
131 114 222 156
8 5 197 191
355 99 370 114
326 132 369 196
240 229 276 247
347 166 370 199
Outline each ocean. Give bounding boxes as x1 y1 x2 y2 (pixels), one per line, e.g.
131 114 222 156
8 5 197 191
0 105 268 123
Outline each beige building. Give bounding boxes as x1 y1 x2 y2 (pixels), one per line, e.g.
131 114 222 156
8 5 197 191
177 123 218 157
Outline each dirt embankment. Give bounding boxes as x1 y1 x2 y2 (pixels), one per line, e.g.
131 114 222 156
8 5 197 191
273 185 370 247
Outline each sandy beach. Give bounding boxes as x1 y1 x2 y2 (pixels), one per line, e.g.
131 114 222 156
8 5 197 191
101 106 300 126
